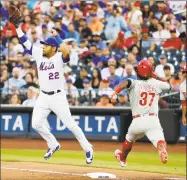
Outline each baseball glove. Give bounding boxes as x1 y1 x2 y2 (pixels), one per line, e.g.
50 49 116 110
9 5 21 27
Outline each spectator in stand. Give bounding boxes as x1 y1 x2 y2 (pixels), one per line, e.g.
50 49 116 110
21 72 39 90
26 22 42 40
170 71 183 92
92 34 107 50
127 1 143 34
91 48 102 68
109 31 136 51
79 18 92 40
88 13 104 35
2 67 26 95
127 52 137 66
162 29 184 51
115 90 130 107
11 37 24 54
74 67 90 89
2 21 17 38
43 14 55 31
108 65 121 89
122 63 137 80
141 27 154 50
129 45 141 62
96 94 113 107
91 68 102 89
101 58 122 80
79 78 96 106
2 42 17 60
41 24 50 41
147 56 156 69
21 15 31 33
104 5 130 40
152 22 171 45
65 78 79 106
62 9 74 26
30 30 40 45
155 55 175 78
22 86 38 106
98 79 113 97
0 69 9 89
100 48 111 67
66 23 80 44
175 15 186 38
163 65 172 82
8 94 21 105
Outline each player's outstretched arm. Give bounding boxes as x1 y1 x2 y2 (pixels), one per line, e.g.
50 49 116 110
16 27 33 55
110 79 131 104
51 29 70 63
9 5 33 55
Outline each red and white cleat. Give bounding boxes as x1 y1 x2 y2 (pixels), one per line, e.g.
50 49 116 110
157 142 168 164
114 149 127 167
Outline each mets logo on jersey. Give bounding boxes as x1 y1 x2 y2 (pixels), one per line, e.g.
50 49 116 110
39 62 54 71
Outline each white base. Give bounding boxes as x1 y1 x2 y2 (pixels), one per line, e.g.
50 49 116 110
85 172 117 179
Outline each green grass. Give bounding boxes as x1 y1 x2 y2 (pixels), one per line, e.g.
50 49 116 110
1 149 186 176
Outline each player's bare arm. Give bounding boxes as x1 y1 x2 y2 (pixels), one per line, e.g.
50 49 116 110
111 79 131 104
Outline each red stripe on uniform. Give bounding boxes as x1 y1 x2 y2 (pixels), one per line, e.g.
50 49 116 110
181 100 187 106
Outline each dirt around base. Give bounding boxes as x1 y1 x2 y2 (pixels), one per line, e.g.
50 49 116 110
1 162 185 180
1 138 186 153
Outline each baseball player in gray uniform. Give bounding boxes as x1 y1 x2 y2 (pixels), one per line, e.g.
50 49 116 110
111 59 171 167
14 21 93 164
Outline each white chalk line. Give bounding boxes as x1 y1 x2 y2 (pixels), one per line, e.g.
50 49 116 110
1 167 84 177
2 167 184 180
2 167 122 179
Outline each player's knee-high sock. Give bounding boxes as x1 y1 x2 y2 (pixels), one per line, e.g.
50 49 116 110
70 125 93 152
157 140 168 164
121 139 133 161
32 123 58 148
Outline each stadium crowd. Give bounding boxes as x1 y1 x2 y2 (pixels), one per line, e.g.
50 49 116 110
0 0 186 107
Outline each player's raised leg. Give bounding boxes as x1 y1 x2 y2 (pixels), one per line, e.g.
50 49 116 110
115 119 144 167
50 93 93 164
145 120 168 164
32 94 60 159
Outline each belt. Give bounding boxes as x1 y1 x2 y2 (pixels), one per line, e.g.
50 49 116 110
42 90 61 95
133 113 157 119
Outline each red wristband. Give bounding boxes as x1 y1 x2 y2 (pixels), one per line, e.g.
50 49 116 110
181 100 187 106
115 86 123 94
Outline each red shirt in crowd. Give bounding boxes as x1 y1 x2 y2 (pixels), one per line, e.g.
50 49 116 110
162 38 183 50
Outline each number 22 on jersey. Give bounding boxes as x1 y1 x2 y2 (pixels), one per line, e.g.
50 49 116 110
139 92 155 106
49 72 59 80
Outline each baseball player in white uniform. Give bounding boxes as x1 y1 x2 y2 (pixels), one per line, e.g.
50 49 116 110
15 27 93 163
180 64 187 126
111 59 171 167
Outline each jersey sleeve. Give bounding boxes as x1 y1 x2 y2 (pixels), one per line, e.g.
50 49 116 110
16 27 42 62
157 80 171 93
180 84 186 100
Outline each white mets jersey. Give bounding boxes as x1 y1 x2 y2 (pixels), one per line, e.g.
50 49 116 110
31 46 66 92
180 80 187 100
127 78 170 116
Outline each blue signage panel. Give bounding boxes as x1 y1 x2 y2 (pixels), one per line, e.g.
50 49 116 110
1 113 29 133
30 115 120 136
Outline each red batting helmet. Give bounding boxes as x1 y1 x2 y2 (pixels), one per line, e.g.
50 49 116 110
181 64 187 72
137 59 153 78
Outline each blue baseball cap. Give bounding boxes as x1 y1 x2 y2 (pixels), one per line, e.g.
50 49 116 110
40 37 59 49
66 78 73 83
83 78 90 84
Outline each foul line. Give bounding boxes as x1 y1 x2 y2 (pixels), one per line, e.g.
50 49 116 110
1 167 84 177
